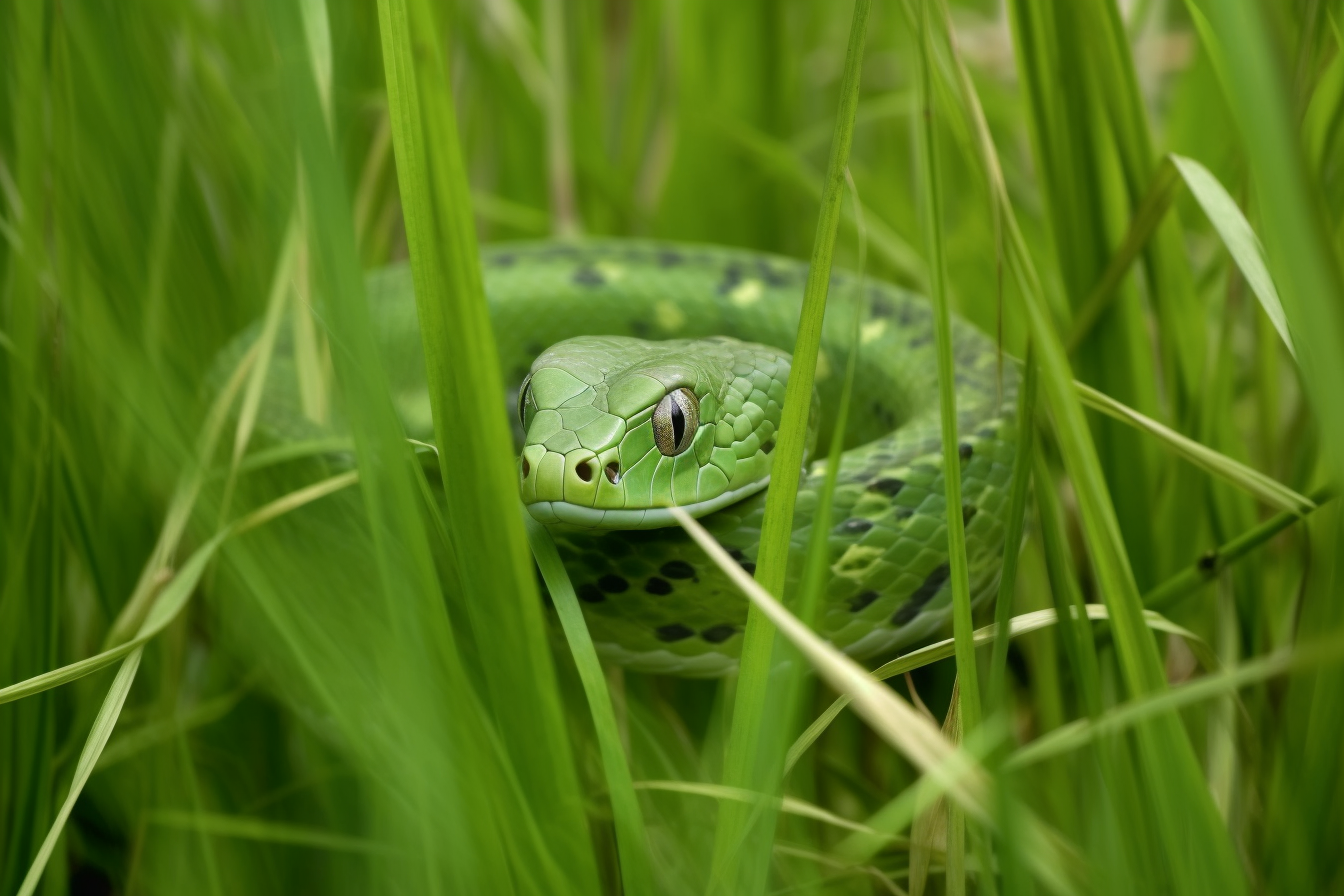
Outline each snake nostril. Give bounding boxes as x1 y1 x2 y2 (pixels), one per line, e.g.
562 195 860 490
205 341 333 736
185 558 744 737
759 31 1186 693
522 457 531 477
605 462 620 484
577 460 594 483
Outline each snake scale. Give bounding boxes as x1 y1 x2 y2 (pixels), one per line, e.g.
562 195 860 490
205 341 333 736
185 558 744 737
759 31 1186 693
246 240 1019 677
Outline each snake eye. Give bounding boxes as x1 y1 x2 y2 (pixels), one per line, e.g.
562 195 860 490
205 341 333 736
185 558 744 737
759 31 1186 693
518 373 536 429
653 388 699 456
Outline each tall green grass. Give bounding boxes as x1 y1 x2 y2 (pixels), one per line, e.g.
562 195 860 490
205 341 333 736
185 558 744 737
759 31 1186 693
3 1 1343 894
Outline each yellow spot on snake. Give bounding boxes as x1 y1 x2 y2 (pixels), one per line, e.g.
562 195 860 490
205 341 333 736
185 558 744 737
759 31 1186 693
832 544 883 578
655 300 686 333
596 261 625 283
861 319 887 344
729 278 763 306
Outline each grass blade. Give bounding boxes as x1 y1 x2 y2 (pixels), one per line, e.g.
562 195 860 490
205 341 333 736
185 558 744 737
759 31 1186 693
1168 154 1296 359
526 518 655 896
915 0 982 736
988 351 1038 708
785 604 1214 773
146 810 393 855
709 3 870 891
375 3 598 886
1144 488 1335 612
0 470 361 708
1066 160 1181 352
16 648 143 896
1007 633 1344 770
1067 153 1297 364
1074 379 1313 515
633 780 910 846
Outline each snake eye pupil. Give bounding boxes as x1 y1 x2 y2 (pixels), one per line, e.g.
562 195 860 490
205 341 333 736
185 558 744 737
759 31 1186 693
517 373 535 428
653 388 700 456
670 401 685 446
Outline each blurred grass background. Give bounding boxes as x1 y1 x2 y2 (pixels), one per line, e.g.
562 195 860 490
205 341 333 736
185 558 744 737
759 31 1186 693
3 0 1344 893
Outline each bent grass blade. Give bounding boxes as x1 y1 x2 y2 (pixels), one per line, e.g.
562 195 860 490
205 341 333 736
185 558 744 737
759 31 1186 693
673 507 1082 896
784 604 1215 773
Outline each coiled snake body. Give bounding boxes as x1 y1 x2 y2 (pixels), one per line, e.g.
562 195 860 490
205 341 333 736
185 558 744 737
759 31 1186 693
256 241 1018 677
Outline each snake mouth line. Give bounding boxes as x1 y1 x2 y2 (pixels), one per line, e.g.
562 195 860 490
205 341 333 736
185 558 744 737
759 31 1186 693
525 476 772 530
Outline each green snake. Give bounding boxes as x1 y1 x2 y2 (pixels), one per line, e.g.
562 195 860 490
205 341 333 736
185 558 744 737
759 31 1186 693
246 241 1018 677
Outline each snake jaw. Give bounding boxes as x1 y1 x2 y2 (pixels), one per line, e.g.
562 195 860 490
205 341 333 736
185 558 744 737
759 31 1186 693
524 475 773 530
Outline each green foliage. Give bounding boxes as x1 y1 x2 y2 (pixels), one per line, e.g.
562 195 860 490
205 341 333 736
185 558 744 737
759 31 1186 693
3 1 1343 894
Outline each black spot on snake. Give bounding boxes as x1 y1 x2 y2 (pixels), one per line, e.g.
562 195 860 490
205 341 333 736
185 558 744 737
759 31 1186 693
891 563 951 625
717 264 743 295
657 249 684 267
870 296 895 318
700 624 737 644
573 265 605 287
661 560 695 579
756 260 792 287
727 548 745 561
578 584 605 604
895 507 914 520
962 505 978 526
849 590 879 612
656 623 694 642
839 518 873 534
489 252 516 267
909 332 931 348
868 478 905 497
959 442 973 462
740 562 756 576
891 601 920 625
598 574 629 593
645 577 673 596
762 439 775 454
630 319 651 337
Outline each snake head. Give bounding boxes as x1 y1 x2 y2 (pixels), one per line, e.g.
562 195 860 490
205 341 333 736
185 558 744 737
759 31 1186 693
518 335 813 529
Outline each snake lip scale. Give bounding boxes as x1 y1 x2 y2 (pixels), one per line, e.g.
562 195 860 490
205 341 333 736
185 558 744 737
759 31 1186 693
228 239 1018 678
526 477 774 529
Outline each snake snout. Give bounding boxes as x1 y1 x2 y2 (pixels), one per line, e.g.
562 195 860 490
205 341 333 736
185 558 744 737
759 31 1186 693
519 444 617 508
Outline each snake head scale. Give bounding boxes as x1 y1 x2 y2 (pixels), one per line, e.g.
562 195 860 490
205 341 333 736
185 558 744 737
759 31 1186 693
517 335 816 529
